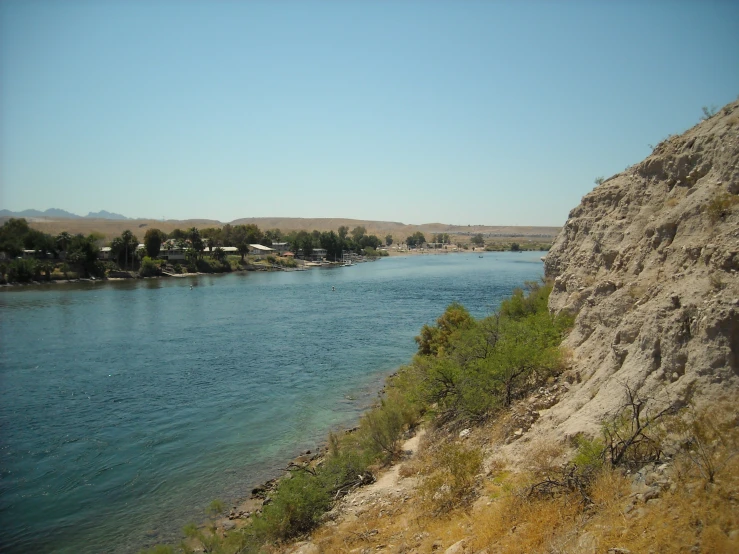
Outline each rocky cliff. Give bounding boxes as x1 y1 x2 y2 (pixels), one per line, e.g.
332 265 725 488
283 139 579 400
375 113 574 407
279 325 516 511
537 100 739 441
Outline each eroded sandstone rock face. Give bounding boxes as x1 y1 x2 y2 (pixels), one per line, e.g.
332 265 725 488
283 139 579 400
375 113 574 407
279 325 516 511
539 100 739 440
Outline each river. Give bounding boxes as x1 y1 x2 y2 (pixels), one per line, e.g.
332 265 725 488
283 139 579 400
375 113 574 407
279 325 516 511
0 251 545 553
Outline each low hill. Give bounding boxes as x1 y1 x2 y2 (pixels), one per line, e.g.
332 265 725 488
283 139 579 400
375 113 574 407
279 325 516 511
8 214 559 243
231 217 560 241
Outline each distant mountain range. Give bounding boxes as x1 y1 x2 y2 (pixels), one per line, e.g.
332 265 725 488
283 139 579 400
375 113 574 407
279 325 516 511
0 208 130 220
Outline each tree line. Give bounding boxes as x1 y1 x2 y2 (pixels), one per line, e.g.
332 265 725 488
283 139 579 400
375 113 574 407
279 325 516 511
0 219 397 282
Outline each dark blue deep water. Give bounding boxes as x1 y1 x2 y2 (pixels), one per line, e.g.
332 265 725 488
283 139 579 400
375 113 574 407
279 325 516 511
0 252 544 553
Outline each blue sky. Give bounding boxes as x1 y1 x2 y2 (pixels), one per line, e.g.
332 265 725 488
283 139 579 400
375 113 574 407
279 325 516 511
1 1 738 226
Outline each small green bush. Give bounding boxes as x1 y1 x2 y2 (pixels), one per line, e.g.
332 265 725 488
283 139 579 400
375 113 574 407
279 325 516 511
139 256 160 277
250 471 331 542
572 435 605 477
358 389 419 463
7 258 36 282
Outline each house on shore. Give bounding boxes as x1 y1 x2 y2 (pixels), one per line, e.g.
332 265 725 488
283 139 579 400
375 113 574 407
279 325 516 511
296 248 327 261
159 244 187 261
249 244 275 258
271 242 290 255
204 246 239 256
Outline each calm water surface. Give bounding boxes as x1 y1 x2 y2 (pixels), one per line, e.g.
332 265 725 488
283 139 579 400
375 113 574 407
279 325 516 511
0 252 544 553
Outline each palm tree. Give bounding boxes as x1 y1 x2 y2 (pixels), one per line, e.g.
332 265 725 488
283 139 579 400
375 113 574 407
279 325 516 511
56 232 72 255
213 247 226 263
188 227 204 259
110 230 138 270
237 242 249 262
121 230 137 270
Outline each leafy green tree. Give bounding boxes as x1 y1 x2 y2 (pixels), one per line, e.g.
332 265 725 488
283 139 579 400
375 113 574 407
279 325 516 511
7 258 37 282
351 226 366 243
0 219 29 257
199 227 222 251
406 231 426 248
470 233 484 246
144 228 165 258
385 234 393 246
294 231 313 258
187 227 204 258
0 218 57 258
220 223 233 245
320 231 342 260
56 231 72 253
212 246 226 263
510 242 520 252
185 248 198 268
338 226 349 240
359 234 381 250
244 224 264 245
169 228 187 240
416 302 475 357
265 228 282 242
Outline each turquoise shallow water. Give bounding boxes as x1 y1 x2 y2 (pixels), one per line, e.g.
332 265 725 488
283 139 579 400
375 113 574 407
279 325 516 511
0 252 545 553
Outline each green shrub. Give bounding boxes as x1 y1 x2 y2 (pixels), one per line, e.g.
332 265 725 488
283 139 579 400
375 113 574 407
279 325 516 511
410 282 572 422
207 498 224 518
415 302 475 356
277 256 297 268
250 471 331 542
7 258 36 282
139 256 160 277
572 435 605 477
358 389 419 463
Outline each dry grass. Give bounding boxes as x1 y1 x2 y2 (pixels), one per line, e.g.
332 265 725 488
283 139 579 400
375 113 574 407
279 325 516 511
302 425 739 554
296 400 739 554
582 459 739 553
526 440 567 476
306 456 739 554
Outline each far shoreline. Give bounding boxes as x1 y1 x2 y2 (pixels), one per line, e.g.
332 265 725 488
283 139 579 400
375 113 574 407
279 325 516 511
0 249 548 290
